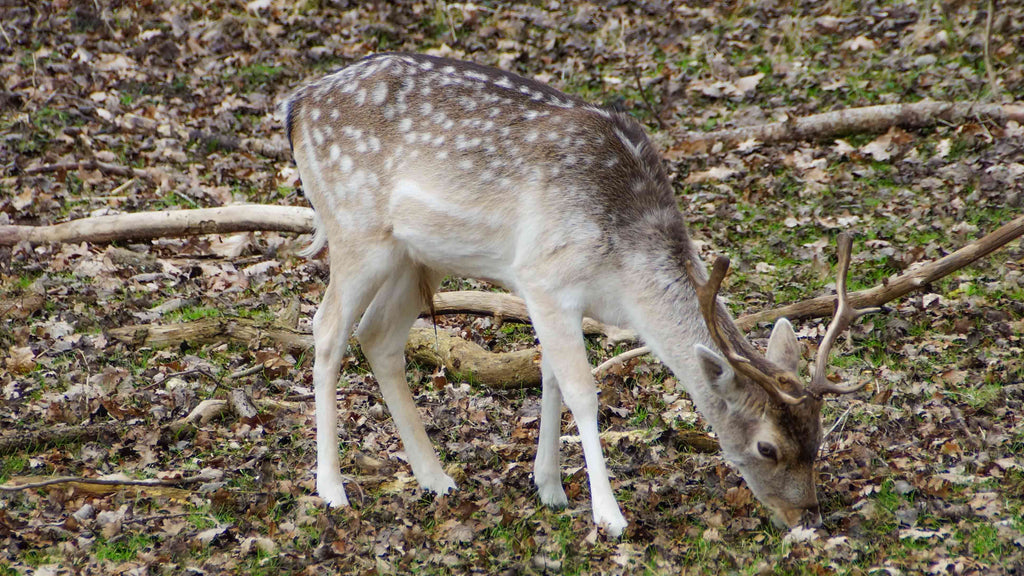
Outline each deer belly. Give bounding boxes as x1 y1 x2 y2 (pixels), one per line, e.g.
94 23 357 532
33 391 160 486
389 178 515 282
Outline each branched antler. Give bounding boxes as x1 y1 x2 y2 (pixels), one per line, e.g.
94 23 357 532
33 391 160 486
685 257 806 405
685 231 876 405
808 232 880 397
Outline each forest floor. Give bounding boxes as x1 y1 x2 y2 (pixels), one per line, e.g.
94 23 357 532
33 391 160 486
1 1 1023 574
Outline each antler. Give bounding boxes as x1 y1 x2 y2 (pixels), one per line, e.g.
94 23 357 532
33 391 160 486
685 256 807 405
808 231 880 397
685 232 878 405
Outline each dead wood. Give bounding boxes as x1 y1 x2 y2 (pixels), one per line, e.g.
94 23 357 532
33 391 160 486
0 205 314 246
21 159 154 181
0 422 122 455
106 317 544 389
738 214 1024 328
229 389 259 420
677 101 1024 149
405 327 541 389
0 469 220 493
429 291 637 343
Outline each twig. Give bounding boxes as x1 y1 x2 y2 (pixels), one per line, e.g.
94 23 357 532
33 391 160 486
822 405 853 451
0 470 218 492
227 364 263 380
123 511 194 526
593 346 653 378
632 64 665 130
983 0 1001 100
0 21 12 47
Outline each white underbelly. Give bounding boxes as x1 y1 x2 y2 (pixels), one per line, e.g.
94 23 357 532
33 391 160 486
389 178 517 284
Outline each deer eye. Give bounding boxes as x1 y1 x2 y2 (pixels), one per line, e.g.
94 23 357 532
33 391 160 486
757 441 778 461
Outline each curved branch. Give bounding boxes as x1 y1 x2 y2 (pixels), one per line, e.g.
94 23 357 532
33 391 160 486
677 101 1024 149
0 205 314 246
738 214 1024 329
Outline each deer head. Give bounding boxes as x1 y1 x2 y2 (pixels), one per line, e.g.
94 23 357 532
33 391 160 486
686 232 876 527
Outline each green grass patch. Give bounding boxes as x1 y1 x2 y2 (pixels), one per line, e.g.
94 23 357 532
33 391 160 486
94 533 155 563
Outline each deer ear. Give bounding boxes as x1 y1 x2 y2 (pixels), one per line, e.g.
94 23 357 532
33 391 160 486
695 344 740 403
766 318 800 374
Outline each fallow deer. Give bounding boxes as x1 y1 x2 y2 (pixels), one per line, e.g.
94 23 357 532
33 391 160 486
284 53 872 537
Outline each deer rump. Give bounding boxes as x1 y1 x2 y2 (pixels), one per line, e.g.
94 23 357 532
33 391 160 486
285 52 869 537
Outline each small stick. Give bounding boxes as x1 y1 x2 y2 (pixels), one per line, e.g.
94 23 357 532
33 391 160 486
593 346 652 378
983 0 1001 100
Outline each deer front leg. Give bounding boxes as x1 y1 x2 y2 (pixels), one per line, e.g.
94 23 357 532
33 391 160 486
525 295 627 537
534 357 569 507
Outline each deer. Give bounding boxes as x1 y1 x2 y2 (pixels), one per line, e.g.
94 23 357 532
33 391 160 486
283 52 873 537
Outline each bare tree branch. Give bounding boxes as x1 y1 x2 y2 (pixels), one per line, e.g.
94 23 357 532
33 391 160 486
738 214 1024 328
0 205 314 246
675 101 1024 150
0 470 220 492
22 159 154 181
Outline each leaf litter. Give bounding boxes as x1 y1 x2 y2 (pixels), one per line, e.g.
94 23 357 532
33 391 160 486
1 0 1024 574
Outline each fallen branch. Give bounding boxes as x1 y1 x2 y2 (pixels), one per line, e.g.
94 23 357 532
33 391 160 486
0 422 122 455
106 317 545 389
0 205 314 246
229 389 259 420
22 159 154 181
676 101 1024 149
429 291 637 343
983 0 1000 100
738 214 1024 328
405 327 540 389
592 346 652 378
0 469 220 492
188 129 292 162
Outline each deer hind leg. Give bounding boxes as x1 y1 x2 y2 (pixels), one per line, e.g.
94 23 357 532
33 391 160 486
523 292 627 537
313 260 387 507
355 264 456 495
534 356 568 508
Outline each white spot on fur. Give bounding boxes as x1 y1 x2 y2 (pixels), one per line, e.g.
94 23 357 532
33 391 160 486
340 155 353 173
354 89 367 106
420 102 433 115
329 144 340 161
310 108 321 121
372 82 388 105
398 118 413 132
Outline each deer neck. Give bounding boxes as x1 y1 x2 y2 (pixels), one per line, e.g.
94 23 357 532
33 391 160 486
620 211 730 422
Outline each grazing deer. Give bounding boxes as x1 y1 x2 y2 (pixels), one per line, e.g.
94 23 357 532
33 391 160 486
284 53 872 537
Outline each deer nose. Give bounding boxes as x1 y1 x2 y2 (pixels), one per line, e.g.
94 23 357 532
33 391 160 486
800 505 822 528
